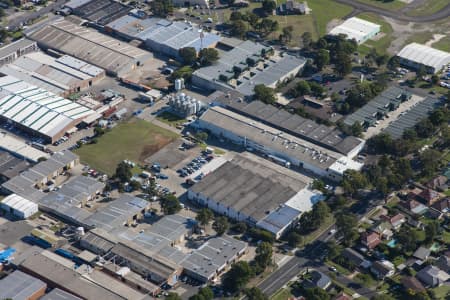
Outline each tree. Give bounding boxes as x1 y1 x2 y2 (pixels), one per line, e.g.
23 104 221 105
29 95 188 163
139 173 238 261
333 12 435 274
231 20 247 39
230 11 243 21
222 261 254 293
257 19 278 36
351 121 363 137
281 26 294 44
196 208 214 228
334 52 352 77
212 216 229 235
387 56 400 70
315 49 330 71
254 242 273 270
179 47 197 65
166 293 182 300
316 38 328 49
397 226 418 252
419 148 441 177
115 162 132 183
336 213 359 246
195 131 208 142
231 222 247 234
198 287 214 300
425 220 439 244
304 287 330 300
199 48 219 66
287 232 303 247
244 287 268 300
261 0 276 15
171 66 194 82
416 65 426 80
94 126 105 136
290 80 311 97
160 194 182 215
150 0 173 17
342 170 368 197
372 294 395 300
243 12 259 28
302 32 313 49
254 84 276 104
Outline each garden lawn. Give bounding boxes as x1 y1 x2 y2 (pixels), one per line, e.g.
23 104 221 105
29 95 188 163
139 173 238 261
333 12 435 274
270 288 292 300
309 0 353 36
432 35 450 52
75 119 178 175
406 0 449 17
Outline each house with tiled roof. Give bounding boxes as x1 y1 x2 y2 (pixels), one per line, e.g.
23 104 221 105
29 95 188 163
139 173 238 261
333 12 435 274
401 276 426 293
360 232 381 250
426 175 448 191
381 213 406 230
418 188 441 206
403 199 428 215
432 198 450 213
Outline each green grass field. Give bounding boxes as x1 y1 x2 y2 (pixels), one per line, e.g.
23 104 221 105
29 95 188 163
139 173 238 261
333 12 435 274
156 111 187 127
269 14 319 43
406 0 449 16
405 31 434 45
355 0 407 10
270 288 293 300
357 13 394 56
308 0 353 36
432 35 450 52
75 119 178 175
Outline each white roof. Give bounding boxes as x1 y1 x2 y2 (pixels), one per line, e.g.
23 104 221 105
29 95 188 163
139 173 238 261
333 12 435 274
328 156 364 175
0 133 49 162
0 75 97 139
329 17 380 44
1 193 38 213
285 188 326 212
397 43 450 71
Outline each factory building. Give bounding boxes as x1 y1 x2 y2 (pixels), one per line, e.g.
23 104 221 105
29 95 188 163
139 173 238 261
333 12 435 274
181 236 247 283
397 43 450 74
0 270 47 300
0 133 49 162
344 87 412 129
0 38 39 67
329 17 380 45
105 15 221 59
195 106 363 181
0 193 39 219
192 39 306 96
0 75 100 143
27 19 153 77
40 289 82 300
187 154 325 238
208 91 364 157
0 52 105 97
66 0 132 25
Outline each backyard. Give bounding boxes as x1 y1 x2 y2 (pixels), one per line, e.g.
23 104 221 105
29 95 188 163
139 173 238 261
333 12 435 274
75 119 179 175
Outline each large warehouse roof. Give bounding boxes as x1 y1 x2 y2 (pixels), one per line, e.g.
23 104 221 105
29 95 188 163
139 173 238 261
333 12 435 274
383 96 443 139
0 52 104 95
27 19 153 75
190 155 306 222
397 43 450 72
209 92 364 156
0 75 97 139
329 17 380 44
1 193 38 214
0 270 46 300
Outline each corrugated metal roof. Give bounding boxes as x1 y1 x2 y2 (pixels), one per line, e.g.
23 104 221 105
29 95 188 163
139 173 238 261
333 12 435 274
397 43 450 71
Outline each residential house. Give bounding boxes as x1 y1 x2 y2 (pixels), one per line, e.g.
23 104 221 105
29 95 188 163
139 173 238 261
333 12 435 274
432 198 450 213
436 254 450 273
381 213 406 230
418 188 441 206
403 199 428 215
371 222 393 240
360 232 381 250
427 175 448 191
407 218 425 230
341 248 371 268
333 292 352 300
412 246 431 261
401 276 426 293
279 0 308 15
416 265 450 287
304 270 331 290
370 260 395 279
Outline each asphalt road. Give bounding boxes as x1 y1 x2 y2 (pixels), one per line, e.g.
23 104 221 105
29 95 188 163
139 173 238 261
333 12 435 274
7 0 68 30
335 0 450 22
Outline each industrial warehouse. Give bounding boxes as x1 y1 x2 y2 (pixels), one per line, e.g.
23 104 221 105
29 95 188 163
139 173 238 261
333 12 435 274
0 52 105 96
397 43 450 74
329 17 381 45
27 19 153 77
192 39 306 96
105 15 221 59
0 75 100 143
195 106 363 180
187 154 324 238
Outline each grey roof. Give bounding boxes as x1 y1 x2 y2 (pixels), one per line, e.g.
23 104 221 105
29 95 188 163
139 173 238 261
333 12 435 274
73 0 131 25
86 194 148 231
0 150 30 178
209 91 362 155
383 96 443 139
198 106 341 171
344 86 410 127
51 150 79 166
81 228 117 254
0 39 36 60
40 289 82 300
0 270 46 300
1 175 46 202
20 252 125 300
191 154 306 223
342 248 366 266
27 20 152 75
181 235 247 281
413 246 431 260
307 270 331 289
397 43 450 72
